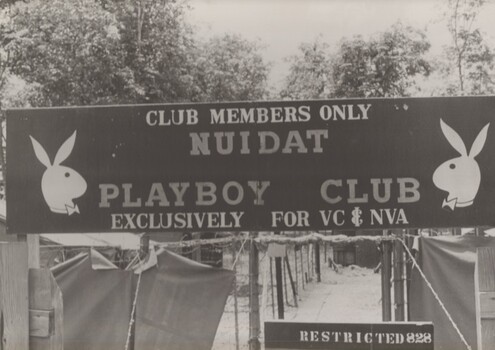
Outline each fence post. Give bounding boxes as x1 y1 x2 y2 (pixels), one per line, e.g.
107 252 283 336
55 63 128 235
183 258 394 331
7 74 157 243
475 247 495 350
405 229 416 320
273 233 284 320
284 257 298 307
270 258 275 318
294 246 298 294
381 231 392 321
393 229 405 321
231 244 240 350
0 242 29 350
314 242 321 283
248 235 260 350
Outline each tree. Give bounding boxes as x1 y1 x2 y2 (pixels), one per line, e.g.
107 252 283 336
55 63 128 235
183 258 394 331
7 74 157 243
6 0 138 106
193 34 270 102
442 0 494 95
280 38 333 100
332 22 431 98
109 0 199 103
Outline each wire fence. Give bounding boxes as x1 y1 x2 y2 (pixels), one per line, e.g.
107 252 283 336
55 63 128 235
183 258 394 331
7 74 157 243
38 232 390 350
213 239 337 350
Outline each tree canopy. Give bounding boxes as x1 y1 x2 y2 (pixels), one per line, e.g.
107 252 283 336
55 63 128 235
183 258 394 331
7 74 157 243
280 39 333 100
1 0 271 107
194 34 269 102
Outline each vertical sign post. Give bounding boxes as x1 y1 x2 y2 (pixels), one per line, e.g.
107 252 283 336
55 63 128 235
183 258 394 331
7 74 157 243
249 235 260 350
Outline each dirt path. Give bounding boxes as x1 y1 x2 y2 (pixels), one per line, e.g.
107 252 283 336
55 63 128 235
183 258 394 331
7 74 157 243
282 265 382 323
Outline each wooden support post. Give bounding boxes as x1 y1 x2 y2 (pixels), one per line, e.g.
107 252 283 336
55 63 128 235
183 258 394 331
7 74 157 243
306 244 311 281
282 255 288 305
314 242 321 283
0 242 29 350
269 258 275 318
381 232 392 322
231 245 240 350
248 235 260 350
274 232 284 319
405 229 416 321
299 248 305 290
324 242 328 266
29 269 63 350
475 247 495 350
274 255 284 319
393 229 405 321
141 235 150 256
294 246 298 294
275 258 284 320
284 257 298 307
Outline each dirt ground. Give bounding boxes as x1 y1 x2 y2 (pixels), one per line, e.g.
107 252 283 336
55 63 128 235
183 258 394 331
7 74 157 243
213 264 382 349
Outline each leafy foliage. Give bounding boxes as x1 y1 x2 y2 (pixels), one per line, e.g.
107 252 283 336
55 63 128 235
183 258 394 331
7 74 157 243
280 38 333 100
6 0 138 106
280 38 332 99
442 0 494 95
108 0 199 103
279 23 431 100
332 22 431 98
1 0 271 106
193 34 269 102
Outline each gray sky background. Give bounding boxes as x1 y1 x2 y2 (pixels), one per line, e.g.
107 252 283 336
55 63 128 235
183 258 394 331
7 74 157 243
187 0 495 89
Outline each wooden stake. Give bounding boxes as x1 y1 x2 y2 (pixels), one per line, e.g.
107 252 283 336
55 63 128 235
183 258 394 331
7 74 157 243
248 236 260 350
314 242 321 283
405 229 416 320
269 258 275 318
381 231 392 322
294 246 298 294
231 245 240 350
299 248 305 289
275 254 284 319
284 257 298 307
475 247 495 350
306 244 311 281
282 254 288 305
393 229 405 321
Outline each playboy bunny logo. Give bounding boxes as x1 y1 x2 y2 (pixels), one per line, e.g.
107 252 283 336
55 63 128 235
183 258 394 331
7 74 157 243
30 131 87 215
433 119 489 210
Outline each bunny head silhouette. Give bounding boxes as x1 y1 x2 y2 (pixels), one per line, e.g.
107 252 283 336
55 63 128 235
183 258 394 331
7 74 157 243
432 119 490 210
30 131 87 215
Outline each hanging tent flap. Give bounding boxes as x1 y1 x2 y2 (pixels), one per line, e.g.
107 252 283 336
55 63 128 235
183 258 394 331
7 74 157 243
409 235 495 350
135 249 235 350
53 254 133 350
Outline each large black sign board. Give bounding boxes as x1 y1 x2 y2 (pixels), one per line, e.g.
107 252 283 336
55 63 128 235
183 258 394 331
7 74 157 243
264 321 434 350
6 96 495 233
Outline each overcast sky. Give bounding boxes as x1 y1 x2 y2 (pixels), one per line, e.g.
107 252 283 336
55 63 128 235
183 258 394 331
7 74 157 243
187 0 495 89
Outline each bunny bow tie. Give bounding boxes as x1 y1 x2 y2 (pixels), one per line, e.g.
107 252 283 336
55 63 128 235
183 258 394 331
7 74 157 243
51 204 80 215
66 204 80 216
442 198 473 211
442 198 457 211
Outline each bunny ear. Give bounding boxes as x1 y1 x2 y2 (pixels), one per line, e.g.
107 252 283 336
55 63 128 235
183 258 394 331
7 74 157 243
469 123 490 158
53 130 77 165
29 135 51 168
440 119 468 156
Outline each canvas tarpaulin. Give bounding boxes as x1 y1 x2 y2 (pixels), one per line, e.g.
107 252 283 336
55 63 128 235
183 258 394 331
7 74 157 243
409 235 495 350
52 252 133 350
51 249 234 350
135 249 235 350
